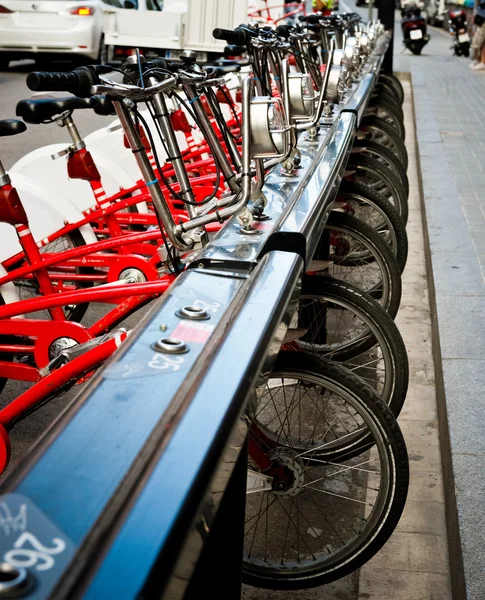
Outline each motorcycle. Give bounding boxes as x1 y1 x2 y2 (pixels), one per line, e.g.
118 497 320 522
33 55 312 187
449 9 470 56
401 5 430 55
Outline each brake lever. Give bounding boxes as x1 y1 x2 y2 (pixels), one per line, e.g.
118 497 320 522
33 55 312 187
92 75 177 100
195 77 227 88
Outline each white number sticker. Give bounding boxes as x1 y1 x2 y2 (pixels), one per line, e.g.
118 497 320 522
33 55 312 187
148 353 185 372
4 532 66 572
192 299 221 314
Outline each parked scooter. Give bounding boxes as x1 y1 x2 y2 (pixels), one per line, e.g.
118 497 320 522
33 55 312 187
449 9 470 56
401 5 430 55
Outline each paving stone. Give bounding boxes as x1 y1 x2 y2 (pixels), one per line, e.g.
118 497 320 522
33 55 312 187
362 531 449 574
450 453 485 600
358 569 452 600
407 470 445 503
430 252 485 295
399 387 438 422
395 21 485 600
242 575 358 600
399 420 442 472
396 500 447 536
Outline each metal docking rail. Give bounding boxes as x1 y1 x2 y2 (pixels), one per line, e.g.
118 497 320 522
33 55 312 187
0 35 390 600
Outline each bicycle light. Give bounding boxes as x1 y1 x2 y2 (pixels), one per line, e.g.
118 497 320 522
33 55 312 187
344 37 360 69
287 73 316 120
250 96 289 158
357 32 370 55
324 63 343 104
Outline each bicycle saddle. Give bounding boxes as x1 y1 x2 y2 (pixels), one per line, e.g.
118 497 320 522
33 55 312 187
0 119 27 137
16 97 95 124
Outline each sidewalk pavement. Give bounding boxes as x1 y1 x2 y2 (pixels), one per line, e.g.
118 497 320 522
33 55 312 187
395 22 485 600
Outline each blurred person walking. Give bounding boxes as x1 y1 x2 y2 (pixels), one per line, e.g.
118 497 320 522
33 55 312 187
470 1 485 69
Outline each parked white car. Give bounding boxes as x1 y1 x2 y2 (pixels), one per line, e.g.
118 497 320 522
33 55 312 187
0 0 127 70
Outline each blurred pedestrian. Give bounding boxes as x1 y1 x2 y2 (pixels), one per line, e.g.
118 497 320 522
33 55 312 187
313 0 333 14
470 1 485 69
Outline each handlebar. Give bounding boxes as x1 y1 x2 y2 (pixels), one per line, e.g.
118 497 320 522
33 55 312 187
92 76 178 100
275 24 292 39
27 64 178 100
27 67 97 98
299 14 320 24
213 26 252 45
224 44 247 57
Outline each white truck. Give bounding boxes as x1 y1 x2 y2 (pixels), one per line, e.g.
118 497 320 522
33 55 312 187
103 0 249 63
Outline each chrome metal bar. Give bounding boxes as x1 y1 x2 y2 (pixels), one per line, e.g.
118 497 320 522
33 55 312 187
174 77 253 234
63 115 84 149
268 51 282 95
295 46 335 131
183 84 240 193
280 59 298 148
204 87 242 172
113 99 192 251
92 76 177 100
147 77 197 220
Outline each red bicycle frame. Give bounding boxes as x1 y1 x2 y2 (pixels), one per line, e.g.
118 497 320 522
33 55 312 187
0 274 173 475
248 1 306 24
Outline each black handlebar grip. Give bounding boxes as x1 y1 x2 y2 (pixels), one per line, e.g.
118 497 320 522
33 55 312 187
224 44 246 57
275 24 291 39
213 27 248 45
299 14 320 24
26 67 95 98
149 57 169 70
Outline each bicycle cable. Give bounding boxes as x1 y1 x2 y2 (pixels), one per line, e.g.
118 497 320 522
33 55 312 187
137 106 221 208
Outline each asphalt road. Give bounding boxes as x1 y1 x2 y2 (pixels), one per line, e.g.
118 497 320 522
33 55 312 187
0 60 137 476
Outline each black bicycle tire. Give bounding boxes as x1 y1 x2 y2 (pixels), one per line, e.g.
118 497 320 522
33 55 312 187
346 155 409 226
367 99 406 140
373 80 403 106
337 180 408 271
298 275 409 415
379 73 405 105
351 139 410 197
243 352 409 589
320 211 402 318
358 116 408 171
11 229 92 323
372 88 405 118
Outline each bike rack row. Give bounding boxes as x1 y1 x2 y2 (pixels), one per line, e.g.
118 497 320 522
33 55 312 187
0 33 389 600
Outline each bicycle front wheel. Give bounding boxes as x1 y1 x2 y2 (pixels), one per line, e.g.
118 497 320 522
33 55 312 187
351 139 409 198
244 352 409 589
346 155 409 226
